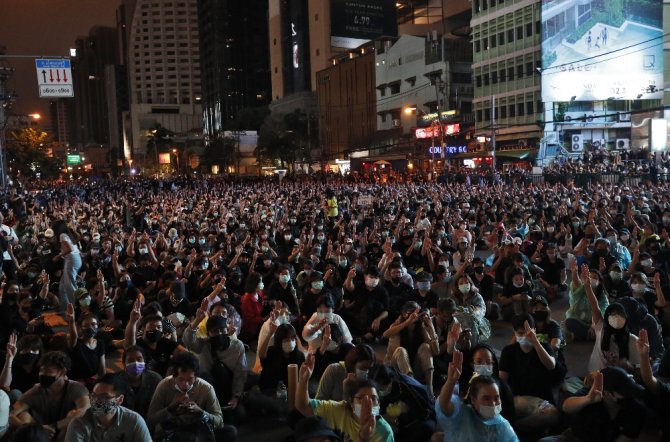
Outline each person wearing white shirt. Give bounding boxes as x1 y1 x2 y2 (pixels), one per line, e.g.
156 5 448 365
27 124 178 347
302 295 352 353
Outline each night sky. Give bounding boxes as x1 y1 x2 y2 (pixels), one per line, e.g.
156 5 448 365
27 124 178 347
0 0 118 127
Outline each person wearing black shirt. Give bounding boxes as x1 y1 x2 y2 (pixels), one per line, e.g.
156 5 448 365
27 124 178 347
124 305 187 377
341 266 389 340
267 265 300 317
159 280 193 319
383 263 413 323
534 243 567 301
499 269 533 322
257 322 305 391
470 258 498 319
0 333 42 399
65 306 105 388
499 314 560 437
602 262 632 300
408 272 439 315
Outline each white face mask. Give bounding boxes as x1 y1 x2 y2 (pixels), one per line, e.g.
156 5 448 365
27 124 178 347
317 312 333 322
608 315 626 330
516 335 532 348
473 364 494 377
478 403 502 420
641 259 653 268
282 339 296 353
631 283 646 293
458 284 471 294
355 368 369 380
353 403 380 418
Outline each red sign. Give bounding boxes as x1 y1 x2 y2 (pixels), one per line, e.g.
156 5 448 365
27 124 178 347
415 123 460 139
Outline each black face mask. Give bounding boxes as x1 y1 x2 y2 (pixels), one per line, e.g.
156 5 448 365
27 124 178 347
145 330 162 343
210 334 231 351
17 352 39 366
474 267 484 274
39 374 57 389
391 277 401 284
532 311 549 322
81 327 98 339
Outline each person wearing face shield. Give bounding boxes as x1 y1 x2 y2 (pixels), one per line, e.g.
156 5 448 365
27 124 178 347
147 352 233 441
64 373 151 442
582 264 641 373
435 350 519 442
296 354 394 442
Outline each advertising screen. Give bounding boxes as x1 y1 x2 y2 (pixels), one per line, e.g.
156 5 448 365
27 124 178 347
541 0 663 102
331 0 398 49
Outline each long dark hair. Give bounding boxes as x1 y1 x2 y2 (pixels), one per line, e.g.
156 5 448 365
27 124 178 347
601 303 630 359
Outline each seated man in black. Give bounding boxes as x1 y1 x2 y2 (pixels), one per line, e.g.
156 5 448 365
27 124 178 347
341 266 389 341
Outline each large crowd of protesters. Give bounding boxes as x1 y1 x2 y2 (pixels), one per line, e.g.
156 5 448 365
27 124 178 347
0 171 668 442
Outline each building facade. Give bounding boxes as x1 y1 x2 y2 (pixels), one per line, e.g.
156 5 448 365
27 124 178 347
198 0 271 140
124 0 203 164
471 0 543 151
71 26 118 147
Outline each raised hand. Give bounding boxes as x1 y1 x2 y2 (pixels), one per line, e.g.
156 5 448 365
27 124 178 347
524 320 538 345
446 321 462 349
6 333 17 360
636 329 650 358
358 395 377 440
129 299 142 323
66 303 75 323
447 349 463 383
580 263 590 284
299 352 315 383
587 371 603 404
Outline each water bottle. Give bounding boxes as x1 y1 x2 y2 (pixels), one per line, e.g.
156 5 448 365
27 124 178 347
276 381 288 421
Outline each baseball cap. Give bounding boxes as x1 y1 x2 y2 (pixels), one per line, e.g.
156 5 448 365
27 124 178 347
43 228 55 238
601 366 646 399
294 417 339 442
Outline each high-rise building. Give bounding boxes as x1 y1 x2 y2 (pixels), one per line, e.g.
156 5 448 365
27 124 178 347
49 99 74 145
71 26 117 147
124 0 203 163
197 0 271 140
471 0 542 151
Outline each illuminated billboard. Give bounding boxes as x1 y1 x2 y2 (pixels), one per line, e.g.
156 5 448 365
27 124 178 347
331 0 398 49
66 154 81 165
541 0 663 102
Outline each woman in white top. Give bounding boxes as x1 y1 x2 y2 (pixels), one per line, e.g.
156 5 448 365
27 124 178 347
581 264 640 372
58 232 82 310
302 295 352 353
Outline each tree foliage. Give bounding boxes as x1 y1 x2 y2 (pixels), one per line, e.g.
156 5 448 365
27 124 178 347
5 128 62 180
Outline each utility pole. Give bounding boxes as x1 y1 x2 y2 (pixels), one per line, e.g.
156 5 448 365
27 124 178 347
0 53 13 194
491 95 497 171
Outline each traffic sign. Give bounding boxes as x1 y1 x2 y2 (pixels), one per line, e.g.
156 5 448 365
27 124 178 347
35 59 73 98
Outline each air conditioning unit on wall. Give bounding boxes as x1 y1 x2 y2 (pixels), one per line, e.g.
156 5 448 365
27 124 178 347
616 138 630 150
591 139 606 149
618 112 631 122
571 134 583 152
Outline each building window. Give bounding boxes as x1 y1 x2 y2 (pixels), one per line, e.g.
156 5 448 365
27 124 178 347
526 23 533 37
490 35 496 48
526 62 534 76
475 40 481 52
500 105 507 118
527 101 534 114
498 32 504 46
484 108 490 120
509 104 516 117
500 69 506 82
476 75 482 87
517 65 523 78
483 73 489 85
507 66 514 80
517 103 525 116
476 109 483 121
389 83 400 94
516 26 523 40
492 71 498 84
507 29 514 43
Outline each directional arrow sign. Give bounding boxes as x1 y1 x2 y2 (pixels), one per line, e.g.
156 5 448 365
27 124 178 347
35 59 73 97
